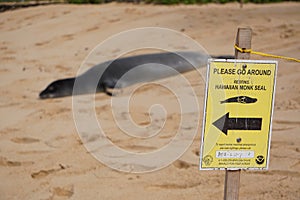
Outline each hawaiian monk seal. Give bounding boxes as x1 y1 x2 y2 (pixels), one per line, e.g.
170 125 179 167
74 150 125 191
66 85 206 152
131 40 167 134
220 96 257 104
39 51 233 99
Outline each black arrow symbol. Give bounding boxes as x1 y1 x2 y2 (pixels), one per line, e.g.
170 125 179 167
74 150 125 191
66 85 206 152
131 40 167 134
213 112 262 135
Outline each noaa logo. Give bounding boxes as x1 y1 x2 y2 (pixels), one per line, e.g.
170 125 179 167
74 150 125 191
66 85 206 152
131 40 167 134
255 155 265 165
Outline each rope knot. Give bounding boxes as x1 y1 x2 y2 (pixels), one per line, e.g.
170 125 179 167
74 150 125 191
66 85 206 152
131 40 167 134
234 44 252 53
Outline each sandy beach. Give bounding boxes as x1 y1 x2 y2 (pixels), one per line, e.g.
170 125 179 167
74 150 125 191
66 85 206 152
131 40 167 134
0 2 299 199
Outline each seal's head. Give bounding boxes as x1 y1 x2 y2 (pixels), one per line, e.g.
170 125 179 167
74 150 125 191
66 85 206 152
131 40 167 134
39 78 75 99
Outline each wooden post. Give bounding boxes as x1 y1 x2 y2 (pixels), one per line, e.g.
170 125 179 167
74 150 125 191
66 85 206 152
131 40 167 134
224 170 241 200
240 0 244 9
223 27 252 200
235 28 252 60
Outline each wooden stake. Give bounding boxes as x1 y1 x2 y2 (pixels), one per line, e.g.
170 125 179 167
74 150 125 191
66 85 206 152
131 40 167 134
224 170 241 200
223 27 252 200
240 0 244 8
235 28 252 59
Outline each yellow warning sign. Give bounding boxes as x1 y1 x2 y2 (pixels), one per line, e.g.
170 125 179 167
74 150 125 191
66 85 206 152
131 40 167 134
200 59 277 170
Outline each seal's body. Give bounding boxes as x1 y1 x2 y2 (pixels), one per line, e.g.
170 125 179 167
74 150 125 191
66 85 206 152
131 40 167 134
39 52 232 99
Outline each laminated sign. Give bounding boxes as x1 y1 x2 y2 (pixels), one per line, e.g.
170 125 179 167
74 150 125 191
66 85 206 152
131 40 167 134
200 59 277 170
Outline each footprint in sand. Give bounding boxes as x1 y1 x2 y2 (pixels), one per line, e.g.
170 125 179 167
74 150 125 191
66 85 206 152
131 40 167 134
31 164 68 179
31 169 56 179
0 46 8 50
55 64 70 72
11 137 40 144
23 13 43 21
86 26 99 32
51 185 74 198
35 40 50 46
1 56 15 61
149 180 202 189
0 156 34 167
61 34 74 40
173 160 193 169
193 148 200 157
108 18 121 23
277 24 295 39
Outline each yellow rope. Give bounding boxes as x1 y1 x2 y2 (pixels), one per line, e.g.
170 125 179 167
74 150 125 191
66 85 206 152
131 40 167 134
234 44 300 63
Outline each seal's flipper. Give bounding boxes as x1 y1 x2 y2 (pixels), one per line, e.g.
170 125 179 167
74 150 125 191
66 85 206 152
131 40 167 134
104 87 123 96
102 83 123 96
104 87 113 96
